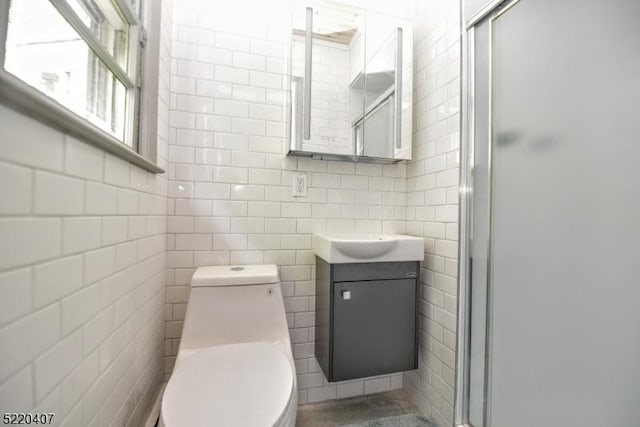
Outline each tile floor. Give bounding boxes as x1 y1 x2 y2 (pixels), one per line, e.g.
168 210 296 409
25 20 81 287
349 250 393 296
296 389 425 426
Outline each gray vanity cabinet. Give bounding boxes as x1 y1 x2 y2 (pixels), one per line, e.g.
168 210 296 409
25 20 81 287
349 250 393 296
315 258 419 382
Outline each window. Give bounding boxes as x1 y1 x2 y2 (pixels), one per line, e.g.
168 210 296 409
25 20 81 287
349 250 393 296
2 0 142 148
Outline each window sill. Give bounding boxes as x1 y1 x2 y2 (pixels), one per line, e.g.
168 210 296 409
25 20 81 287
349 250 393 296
0 70 164 174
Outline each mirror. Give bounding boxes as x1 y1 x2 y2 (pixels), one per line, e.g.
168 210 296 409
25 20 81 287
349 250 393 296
289 1 412 163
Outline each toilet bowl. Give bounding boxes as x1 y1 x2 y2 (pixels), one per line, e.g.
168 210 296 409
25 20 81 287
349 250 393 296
161 265 297 427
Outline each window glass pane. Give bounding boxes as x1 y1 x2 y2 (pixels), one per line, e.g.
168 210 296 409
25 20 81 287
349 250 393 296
5 0 127 142
67 0 130 69
86 51 128 142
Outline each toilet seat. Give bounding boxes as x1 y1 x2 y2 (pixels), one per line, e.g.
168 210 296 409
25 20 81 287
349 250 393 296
162 342 294 427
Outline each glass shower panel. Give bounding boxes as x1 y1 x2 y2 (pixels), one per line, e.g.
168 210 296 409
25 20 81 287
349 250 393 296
468 20 491 427
487 0 640 426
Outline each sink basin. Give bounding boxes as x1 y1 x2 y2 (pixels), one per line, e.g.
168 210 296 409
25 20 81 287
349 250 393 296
313 233 424 264
332 235 397 259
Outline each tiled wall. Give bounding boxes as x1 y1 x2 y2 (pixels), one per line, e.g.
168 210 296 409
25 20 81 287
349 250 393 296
403 0 461 425
0 1 172 425
0 112 166 426
164 0 409 404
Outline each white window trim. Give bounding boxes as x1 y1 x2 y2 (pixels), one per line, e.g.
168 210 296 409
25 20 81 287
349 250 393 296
137 0 161 165
0 0 164 174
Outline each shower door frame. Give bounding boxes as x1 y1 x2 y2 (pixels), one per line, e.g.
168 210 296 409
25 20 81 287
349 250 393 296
454 1 521 426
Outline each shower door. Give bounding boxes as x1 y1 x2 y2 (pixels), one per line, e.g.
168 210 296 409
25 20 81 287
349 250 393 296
458 0 640 426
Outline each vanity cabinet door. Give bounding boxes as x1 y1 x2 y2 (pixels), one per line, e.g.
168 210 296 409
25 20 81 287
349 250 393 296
332 279 417 381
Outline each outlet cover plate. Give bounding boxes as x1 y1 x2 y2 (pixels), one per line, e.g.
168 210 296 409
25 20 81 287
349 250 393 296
292 173 308 197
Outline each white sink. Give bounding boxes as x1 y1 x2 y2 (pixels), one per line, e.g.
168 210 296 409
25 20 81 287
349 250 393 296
313 233 424 264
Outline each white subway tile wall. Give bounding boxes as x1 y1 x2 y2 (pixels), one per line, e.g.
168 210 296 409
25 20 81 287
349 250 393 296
166 0 408 404
403 0 460 426
0 0 172 425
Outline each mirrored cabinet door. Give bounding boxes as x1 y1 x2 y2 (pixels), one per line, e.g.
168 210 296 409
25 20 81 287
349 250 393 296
291 3 365 156
289 1 412 163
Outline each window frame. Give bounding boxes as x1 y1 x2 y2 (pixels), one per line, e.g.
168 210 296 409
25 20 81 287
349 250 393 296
0 0 163 173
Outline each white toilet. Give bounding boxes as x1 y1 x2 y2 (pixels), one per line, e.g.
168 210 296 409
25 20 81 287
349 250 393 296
161 265 297 427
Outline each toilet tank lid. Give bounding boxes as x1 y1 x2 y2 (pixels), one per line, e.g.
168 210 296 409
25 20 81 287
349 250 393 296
191 265 279 287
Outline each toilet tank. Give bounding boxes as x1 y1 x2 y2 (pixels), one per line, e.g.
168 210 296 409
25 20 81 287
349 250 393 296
191 264 279 287
178 265 290 354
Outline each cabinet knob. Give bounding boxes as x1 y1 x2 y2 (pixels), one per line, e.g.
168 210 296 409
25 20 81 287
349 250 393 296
341 290 352 300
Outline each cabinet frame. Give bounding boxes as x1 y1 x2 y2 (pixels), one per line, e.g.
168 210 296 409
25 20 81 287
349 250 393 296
314 257 420 382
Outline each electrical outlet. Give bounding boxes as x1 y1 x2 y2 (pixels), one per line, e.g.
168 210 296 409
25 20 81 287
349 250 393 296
292 173 308 197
